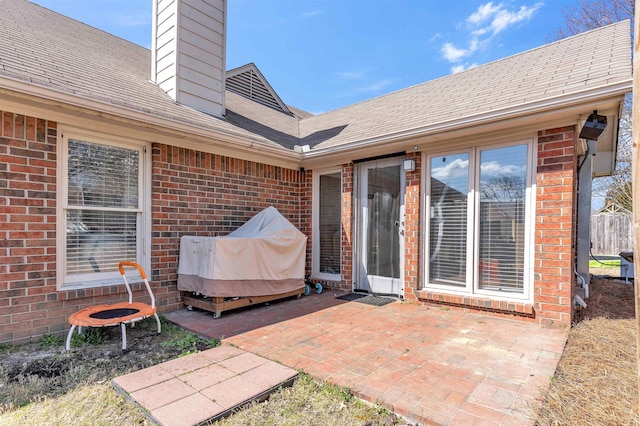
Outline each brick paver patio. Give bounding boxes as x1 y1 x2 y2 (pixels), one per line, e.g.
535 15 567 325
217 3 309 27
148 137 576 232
165 292 567 425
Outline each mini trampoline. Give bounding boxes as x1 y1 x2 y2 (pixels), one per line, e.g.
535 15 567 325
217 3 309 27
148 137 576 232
65 261 161 350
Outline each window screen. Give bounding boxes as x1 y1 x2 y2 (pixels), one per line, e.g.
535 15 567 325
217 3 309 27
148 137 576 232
66 140 140 276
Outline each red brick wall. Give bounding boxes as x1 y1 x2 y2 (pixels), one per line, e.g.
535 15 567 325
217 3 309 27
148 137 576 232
0 106 579 343
0 108 304 344
534 126 577 326
0 111 59 342
403 152 421 301
339 163 354 291
150 143 303 309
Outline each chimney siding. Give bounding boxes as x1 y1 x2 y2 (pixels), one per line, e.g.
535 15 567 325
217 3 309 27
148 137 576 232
152 0 226 117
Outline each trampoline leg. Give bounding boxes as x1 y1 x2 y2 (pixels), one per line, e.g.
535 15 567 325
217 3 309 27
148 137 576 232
78 326 83 334
154 313 161 333
121 323 127 350
65 325 76 351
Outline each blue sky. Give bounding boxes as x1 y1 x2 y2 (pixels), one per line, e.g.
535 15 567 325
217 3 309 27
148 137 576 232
31 0 577 114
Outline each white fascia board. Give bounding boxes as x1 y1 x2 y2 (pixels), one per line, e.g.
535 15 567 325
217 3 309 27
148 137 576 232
0 77 301 169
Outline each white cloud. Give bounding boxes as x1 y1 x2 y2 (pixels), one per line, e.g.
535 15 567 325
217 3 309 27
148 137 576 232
432 158 469 180
111 13 150 27
429 33 444 43
337 69 370 80
441 2 543 67
334 78 397 98
301 10 323 18
485 3 543 36
355 78 396 93
442 43 469 62
467 2 502 25
451 63 478 74
480 161 525 176
441 38 483 63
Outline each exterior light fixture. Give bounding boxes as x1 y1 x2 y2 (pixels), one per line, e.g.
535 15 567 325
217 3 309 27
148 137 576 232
403 158 416 172
579 111 607 141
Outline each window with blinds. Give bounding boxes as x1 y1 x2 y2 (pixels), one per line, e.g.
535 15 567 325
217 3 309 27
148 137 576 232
426 142 531 297
477 144 528 293
313 169 341 279
64 139 141 281
318 173 341 275
428 153 469 287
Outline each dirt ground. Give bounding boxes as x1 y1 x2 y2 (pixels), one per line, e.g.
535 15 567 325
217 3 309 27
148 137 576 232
0 317 217 411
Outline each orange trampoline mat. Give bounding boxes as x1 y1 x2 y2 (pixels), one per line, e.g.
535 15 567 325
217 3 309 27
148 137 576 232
67 302 157 327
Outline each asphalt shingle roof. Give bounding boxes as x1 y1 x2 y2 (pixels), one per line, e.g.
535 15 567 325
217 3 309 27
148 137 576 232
0 0 632 154
299 20 632 149
0 0 300 150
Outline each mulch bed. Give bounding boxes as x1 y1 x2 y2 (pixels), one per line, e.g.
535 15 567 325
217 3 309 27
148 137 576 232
535 277 639 426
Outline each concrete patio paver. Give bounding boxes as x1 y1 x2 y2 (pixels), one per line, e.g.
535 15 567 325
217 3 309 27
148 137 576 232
166 292 567 425
112 346 298 425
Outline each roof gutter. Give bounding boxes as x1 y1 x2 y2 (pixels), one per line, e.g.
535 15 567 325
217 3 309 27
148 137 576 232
0 76 301 166
302 80 632 160
0 75 631 170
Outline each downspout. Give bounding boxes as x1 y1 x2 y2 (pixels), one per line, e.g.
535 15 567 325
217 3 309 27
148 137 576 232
575 140 592 302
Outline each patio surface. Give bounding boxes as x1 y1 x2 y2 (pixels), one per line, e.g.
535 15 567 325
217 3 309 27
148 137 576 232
112 345 298 426
164 291 568 425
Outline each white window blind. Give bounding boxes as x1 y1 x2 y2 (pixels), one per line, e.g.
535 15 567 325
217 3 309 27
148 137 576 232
426 143 531 298
429 153 469 287
318 173 341 274
65 140 140 277
477 145 528 292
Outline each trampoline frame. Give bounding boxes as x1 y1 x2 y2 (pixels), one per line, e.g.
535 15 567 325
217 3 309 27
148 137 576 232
65 261 161 350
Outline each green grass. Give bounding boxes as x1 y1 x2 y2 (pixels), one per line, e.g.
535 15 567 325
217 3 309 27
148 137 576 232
589 259 620 268
38 334 62 349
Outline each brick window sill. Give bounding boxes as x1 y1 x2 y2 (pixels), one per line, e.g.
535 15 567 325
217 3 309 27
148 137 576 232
416 290 534 318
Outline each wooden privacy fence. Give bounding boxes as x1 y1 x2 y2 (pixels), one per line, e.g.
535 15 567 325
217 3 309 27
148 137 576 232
590 207 634 255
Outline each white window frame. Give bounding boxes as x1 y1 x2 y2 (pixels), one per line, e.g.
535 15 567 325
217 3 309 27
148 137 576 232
311 167 342 282
424 148 476 294
423 138 536 302
56 129 151 290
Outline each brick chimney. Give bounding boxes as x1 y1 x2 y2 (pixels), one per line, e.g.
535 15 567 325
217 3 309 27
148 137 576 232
151 0 226 117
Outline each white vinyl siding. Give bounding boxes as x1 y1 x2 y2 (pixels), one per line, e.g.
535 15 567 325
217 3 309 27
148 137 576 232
152 0 226 117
